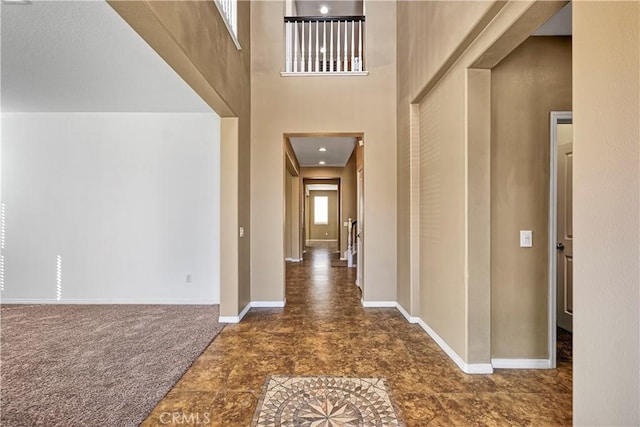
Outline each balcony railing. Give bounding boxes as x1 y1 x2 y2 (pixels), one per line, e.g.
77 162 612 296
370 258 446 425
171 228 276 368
214 0 241 49
284 16 366 74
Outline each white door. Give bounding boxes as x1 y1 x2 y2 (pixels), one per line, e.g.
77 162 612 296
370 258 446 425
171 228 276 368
556 126 573 332
356 168 364 289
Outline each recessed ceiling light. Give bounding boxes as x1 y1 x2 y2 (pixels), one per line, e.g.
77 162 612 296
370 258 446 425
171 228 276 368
319 161 326 165
320 5 329 14
318 147 327 152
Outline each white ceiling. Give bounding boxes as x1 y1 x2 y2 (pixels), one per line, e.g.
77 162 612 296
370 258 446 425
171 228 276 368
533 2 572 36
294 0 363 17
1 0 211 112
290 136 356 167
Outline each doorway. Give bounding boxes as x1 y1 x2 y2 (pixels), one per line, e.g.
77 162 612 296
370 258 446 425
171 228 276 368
284 133 363 293
550 111 573 366
305 182 340 252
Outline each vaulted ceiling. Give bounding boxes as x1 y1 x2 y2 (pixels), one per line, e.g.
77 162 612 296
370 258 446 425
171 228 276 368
1 0 210 112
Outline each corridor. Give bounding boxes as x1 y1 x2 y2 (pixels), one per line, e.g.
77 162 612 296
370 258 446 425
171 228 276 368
143 247 572 426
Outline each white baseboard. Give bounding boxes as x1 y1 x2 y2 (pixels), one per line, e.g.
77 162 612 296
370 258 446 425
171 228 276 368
416 318 493 374
218 300 286 323
306 239 338 242
219 301 251 323
251 300 286 308
491 358 552 369
361 300 396 308
395 303 420 323
0 298 219 305
285 258 302 262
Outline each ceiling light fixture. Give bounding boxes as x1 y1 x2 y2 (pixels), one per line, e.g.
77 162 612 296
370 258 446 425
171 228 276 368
319 161 326 165
320 5 329 14
318 147 327 152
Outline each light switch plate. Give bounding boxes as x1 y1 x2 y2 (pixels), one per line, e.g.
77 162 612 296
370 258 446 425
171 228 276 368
520 230 532 248
239 227 244 238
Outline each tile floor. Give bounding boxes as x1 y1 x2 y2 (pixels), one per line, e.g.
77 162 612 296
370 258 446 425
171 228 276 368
142 247 572 426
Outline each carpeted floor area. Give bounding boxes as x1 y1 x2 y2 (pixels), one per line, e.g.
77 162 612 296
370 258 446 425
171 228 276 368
0 304 224 427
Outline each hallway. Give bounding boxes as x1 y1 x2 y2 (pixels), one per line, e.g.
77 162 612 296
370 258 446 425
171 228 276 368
143 247 572 426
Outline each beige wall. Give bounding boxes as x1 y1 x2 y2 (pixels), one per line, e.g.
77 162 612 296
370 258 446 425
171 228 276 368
491 36 572 358
397 0 567 367
308 190 338 240
573 2 640 424
396 0 503 317
108 0 252 317
251 0 397 303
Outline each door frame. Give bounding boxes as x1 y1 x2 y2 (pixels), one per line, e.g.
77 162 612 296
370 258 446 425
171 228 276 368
548 111 573 369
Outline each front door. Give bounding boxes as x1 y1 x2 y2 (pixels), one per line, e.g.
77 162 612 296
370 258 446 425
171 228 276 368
556 124 573 332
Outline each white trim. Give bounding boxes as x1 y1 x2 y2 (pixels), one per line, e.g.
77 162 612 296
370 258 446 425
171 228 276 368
219 301 251 324
361 300 396 308
492 358 552 369
219 300 286 323
395 302 419 323
417 318 494 374
285 258 302 262
306 239 338 242
548 111 572 369
280 71 369 77
0 298 218 305
213 0 241 50
250 300 286 308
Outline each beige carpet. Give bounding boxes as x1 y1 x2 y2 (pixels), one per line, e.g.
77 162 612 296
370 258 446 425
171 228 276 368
252 376 405 427
0 304 223 427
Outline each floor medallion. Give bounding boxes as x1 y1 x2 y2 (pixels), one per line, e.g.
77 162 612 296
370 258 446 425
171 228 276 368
252 376 405 427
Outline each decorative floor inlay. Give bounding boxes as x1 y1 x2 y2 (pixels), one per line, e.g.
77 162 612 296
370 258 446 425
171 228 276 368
252 376 404 427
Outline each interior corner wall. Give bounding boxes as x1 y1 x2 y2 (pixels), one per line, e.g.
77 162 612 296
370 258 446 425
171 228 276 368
396 0 501 321
418 66 468 358
490 36 572 359
251 0 397 303
1 113 221 303
397 0 567 368
395 0 412 313
573 2 640 425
